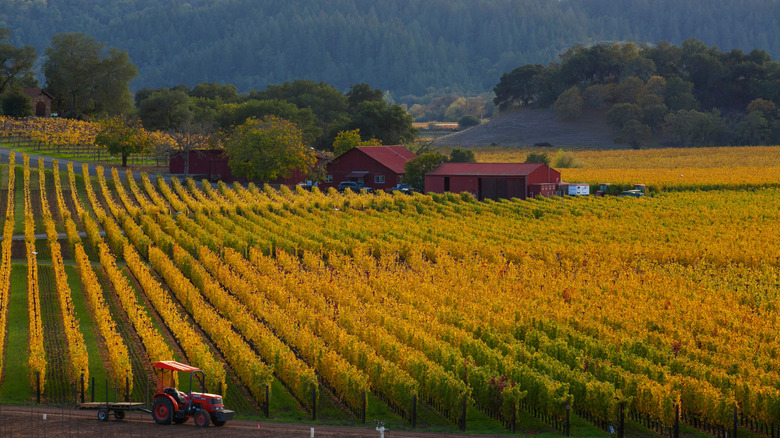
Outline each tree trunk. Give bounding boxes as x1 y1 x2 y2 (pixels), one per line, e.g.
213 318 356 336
122 153 128 167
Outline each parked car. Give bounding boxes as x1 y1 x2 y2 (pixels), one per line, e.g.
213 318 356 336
389 184 415 195
337 181 373 193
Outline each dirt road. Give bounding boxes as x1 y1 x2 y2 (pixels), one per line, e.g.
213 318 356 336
0 405 515 437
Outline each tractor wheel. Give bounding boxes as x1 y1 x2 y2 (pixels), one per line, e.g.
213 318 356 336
114 410 126 420
97 409 109 422
152 398 173 425
173 416 188 424
194 410 210 428
213 419 227 427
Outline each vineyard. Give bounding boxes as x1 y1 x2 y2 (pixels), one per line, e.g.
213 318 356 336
0 141 778 436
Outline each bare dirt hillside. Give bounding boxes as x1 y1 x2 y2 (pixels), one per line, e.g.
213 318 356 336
432 109 620 148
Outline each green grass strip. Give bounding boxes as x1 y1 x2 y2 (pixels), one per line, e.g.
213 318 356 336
63 264 109 401
0 265 32 402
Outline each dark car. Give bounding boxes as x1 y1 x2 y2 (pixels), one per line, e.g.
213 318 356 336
389 184 415 195
337 181 373 193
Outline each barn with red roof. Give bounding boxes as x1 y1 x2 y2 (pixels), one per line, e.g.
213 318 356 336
424 162 561 200
321 145 417 191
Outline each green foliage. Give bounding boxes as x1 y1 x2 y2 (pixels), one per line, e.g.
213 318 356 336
663 109 727 147
448 148 476 163
457 115 480 128
0 28 37 95
138 88 192 131
616 119 652 149
553 86 584 120
225 115 316 183
552 149 580 168
43 32 137 117
1 88 32 117
332 129 380 157
94 117 150 166
341 100 418 145
405 152 446 191
525 152 550 165
607 103 643 130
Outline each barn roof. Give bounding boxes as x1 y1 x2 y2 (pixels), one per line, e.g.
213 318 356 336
427 162 547 177
353 146 416 174
21 88 54 99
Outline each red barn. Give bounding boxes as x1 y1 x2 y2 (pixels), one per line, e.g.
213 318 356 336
169 150 238 182
424 163 561 200
169 149 328 185
321 146 417 191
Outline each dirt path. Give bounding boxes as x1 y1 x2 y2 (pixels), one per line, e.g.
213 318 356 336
432 108 619 148
0 405 513 437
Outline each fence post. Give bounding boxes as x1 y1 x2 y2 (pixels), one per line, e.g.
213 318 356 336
512 402 517 433
618 401 625 438
565 402 571 437
460 394 467 431
91 377 95 402
126 376 130 402
36 372 40 404
264 384 270 418
80 374 85 404
674 404 680 438
311 387 317 421
733 407 738 438
412 394 417 428
362 390 367 424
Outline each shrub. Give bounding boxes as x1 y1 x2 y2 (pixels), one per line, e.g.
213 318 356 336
553 149 580 168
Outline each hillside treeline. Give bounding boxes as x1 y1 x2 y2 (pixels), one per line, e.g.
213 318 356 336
3 0 780 102
494 39 780 147
135 81 417 150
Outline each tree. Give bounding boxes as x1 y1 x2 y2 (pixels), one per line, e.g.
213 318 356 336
216 99 320 146
493 64 545 110
664 76 699 111
583 83 614 109
735 111 771 145
224 115 315 183
524 152 550 165
342 100 418 145
448 148 476 163
0 29 37 95
94 117 151 167
1 88 32 117
138 88 193 131
458 115 480 128
332 129 381 157
553 149 579 168
553 86 584 120
190 82 240 103
613 76 644 103
607 103 643 130
616 119 651 149
663 109 726 147
346 83 384 110
404 152 446 191
167 121 215 178
43 33 136 117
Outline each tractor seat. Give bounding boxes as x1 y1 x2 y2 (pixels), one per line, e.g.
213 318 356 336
164 387 187 405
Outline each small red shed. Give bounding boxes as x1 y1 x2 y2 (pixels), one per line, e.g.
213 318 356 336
169 149 238 182
22 88 54 117
321 145 417 191
424 162 561 200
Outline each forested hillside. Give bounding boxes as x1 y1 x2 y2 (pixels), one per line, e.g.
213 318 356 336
3 0 780 101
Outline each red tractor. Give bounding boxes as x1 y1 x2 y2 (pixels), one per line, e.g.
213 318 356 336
151 361 233 427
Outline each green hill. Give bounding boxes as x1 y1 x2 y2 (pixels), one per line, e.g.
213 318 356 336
2 0 780 100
